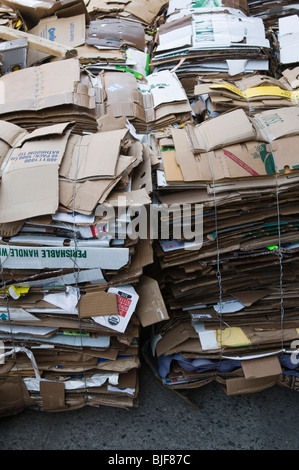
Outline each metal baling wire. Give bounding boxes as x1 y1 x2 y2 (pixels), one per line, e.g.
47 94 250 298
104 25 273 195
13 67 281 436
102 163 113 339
71 135 89 404
262 132 285 350
246 93 285 352
205 142 229 358
0 239 27 409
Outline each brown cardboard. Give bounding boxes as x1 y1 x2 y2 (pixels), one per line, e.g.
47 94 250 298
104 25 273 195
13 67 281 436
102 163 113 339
161 149 184 183
59 128 129 181
76 44 126 64
155 322 197 357
105 188 151 207
86 18 145 51
241 355 282 380
171 128 200 182
252 107 299 142
135 275 169 327
86 0 168 26
78 291 118 318
217 375 277 395
103 71 145 123
40 380 66 411
0 25 78 59
0 376 34 416
0 122 73 224
0 0 89 29
29 14 86 48
59 154 136 214
0 58 95 116
192 109 256 152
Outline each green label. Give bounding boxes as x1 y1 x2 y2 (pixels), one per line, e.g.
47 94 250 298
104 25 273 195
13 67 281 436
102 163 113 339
194 0 220 7
252 143 275 175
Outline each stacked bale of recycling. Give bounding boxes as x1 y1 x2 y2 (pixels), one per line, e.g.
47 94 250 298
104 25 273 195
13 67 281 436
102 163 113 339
145 104 299 395
142 0 299 395
0 3 169 413
0 109 156 411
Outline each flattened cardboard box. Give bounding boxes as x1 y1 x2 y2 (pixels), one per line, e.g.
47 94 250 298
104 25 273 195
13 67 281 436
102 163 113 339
0 121 73 224
135 275 169 327
0 122 136 223
86 0 168 26
167 0 249 18
86 18 145 51
59 128 129 181
29 14 86 48
0 58 95 116
92 285 139 334
0 244 130 270
0 0 89 29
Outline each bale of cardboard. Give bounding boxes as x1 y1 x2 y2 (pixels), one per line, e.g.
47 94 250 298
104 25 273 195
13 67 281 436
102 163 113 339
0 112 166 413
150 0 271 81
0 0 298 415
144 105 299 394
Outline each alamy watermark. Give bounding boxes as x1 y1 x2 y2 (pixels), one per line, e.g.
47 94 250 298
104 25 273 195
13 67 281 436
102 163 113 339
95 197 203 251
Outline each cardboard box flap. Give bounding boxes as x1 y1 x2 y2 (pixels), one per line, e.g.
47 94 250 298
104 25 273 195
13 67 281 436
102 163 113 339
252 107 299 143
0 376 34 416
193 109 256 152
59 154 135 213
125 0 169 24
0 126 73 223
86 18 145 51
135 275 169 327
155 322 197 357
171 127 200 182
29 14 86 48
0 0 89 29
0 58 93 115
241 355 282 380
0 120 28 148
270 136 299 174
59 128 129 181
40 380 66 411
232 290 271 307
195 140 277 182
78 290 118 318
218 375 277 396
16 122 74 147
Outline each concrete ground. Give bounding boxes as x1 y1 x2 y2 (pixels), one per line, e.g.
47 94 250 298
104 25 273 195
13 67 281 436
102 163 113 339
0 359 298 451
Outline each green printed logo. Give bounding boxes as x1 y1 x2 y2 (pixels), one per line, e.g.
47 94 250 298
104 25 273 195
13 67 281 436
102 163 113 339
252 143 275 175
260 112 284 128
194 0 220 7
138 83 170 93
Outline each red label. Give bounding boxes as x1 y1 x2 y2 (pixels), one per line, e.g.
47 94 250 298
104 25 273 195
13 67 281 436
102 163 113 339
223 149 260 177
116 294 132 318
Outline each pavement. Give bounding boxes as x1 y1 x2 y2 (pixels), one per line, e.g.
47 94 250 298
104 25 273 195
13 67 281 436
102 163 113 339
0 358 298 452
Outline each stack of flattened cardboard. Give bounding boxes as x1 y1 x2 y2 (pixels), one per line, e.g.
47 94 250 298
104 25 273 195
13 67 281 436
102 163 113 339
86 0 168 30
76 0 169 77
150 0 270 79
0 0 90 30
144 105 299 395
93 68 192 132
248 0 299 28
0 0 299 413
193 74 299 120
81 16 149 77
0 110 168 412
0 58 99 134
